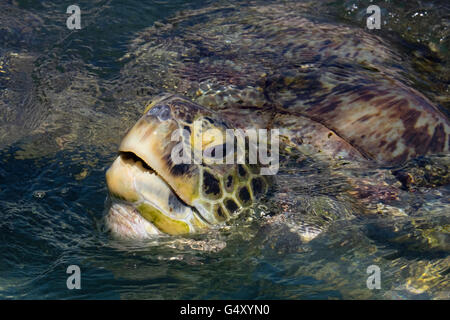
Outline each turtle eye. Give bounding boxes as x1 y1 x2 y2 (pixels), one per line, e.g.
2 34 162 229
238 186 251 206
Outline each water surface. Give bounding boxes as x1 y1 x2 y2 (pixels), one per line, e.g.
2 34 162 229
0 0 449 299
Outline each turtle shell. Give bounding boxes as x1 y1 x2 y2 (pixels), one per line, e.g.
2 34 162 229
118 2 450 165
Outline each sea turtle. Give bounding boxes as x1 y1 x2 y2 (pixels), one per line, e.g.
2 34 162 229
105 2 449 240
104 91 448 238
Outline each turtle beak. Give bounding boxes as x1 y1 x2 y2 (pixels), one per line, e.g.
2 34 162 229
118 108 201 206
105 153 209 237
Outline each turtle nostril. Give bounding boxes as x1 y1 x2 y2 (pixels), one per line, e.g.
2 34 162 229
148 104 171 121
158 105 171 121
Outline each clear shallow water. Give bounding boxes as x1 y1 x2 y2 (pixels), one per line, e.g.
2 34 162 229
0 0 449 299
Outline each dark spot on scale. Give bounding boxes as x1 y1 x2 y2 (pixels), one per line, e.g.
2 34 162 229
238 186 251 204
171 163 191 176
251 177 264 196
203 170 221 196
318 100 340 114
238 164 248 177
216 206 225 218
226 175 233 188
225 199 239 213
400 109 421 129
402 128 430 155
165 153 191 176
429 123 445 153
358 93 376 102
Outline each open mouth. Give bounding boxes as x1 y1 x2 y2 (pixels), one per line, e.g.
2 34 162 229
105 150 210 237
119 151 155 173
117 151 196 210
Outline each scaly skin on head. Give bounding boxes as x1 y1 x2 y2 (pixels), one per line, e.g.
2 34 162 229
106 94 269 237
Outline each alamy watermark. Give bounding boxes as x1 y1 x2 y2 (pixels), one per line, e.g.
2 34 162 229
170 120 279 175
366 5 381 30
366 265 381 289
66 5 81 30
66 265 81 289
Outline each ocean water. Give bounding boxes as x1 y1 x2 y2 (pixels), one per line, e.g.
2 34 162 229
0 0 449 299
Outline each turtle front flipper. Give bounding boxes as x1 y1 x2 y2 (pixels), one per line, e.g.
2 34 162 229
269 63 450 165
272 113 368 162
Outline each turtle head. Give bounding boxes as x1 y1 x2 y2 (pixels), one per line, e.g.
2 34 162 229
106 94 270 237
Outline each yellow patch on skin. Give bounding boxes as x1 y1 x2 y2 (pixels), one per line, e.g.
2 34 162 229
189 120 225 152
202 127 224 148
137 203 190 235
